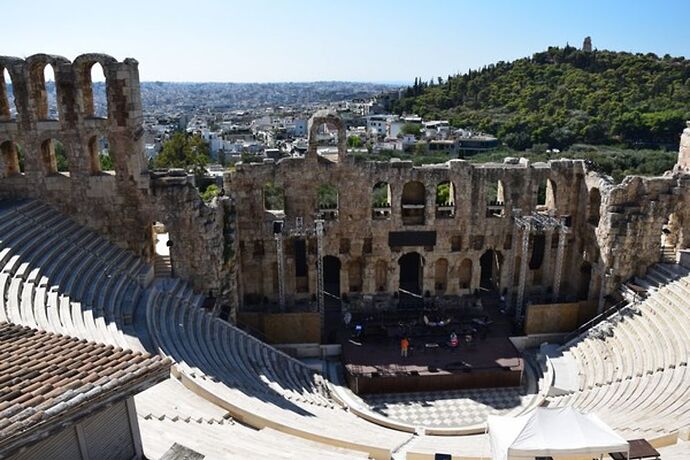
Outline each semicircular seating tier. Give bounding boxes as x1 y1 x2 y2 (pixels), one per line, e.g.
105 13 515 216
2 198 689 459
546 263 690 441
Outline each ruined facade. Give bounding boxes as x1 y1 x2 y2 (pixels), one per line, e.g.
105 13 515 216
228 110 690 333
2 53 689 330
0 53 235 310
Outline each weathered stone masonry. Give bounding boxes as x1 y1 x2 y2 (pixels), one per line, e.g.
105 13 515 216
2 54 689 325
0 53 235 311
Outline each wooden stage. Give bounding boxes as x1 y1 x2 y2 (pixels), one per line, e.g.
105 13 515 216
342 336 523 394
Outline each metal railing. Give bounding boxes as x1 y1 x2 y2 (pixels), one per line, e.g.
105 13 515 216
562 297 637 347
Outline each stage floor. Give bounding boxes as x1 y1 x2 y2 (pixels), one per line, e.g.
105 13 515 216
343 336 523 377
340 292 524 393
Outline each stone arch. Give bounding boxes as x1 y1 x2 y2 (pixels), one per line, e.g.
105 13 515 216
435 180 455 218
317 183 338 220
372 181 391 219
399 252 423 295
486 179 506 217
480 249 503 290
73 54 117 118
434 258 448 292
536 178 557 212
401 181 426 225
263 181 285 212
40 138 69 175
1 67 16 121
374 259 388 292
26 54 70 121
307 110 346 161
458 258 472 290
661 212 683 262
348 258 363 292
587 187 601 226
323 255 341 299
0 140 22 176
87 135 113 175
0 56 25 121
579 262 592 300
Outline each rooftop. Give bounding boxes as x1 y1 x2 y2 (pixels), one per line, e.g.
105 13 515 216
0 322 170 456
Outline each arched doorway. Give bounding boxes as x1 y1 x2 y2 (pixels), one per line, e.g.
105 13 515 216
399 252 423 308
322 255 342 343
661 213 682 263
579 262 592 300
323 255 341 300
480 249 502 290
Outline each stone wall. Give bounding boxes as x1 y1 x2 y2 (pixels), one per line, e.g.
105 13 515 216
0 53 237 314
150 174 237 315
227 111 598 314
3 53 690 324
0 53 151 259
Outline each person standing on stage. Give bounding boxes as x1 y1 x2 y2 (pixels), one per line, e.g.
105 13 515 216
400 337 410 358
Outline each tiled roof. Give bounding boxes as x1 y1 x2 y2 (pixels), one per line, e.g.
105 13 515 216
0 322 170 452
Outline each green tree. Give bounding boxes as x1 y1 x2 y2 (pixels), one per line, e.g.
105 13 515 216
154 132 210 176
401 123 422 137
347 135 363 148
99 153 114 171
436 182 451 205
55 142 69 172
201 184 220 202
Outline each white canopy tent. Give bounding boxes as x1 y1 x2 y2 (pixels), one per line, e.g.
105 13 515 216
488 407 629 460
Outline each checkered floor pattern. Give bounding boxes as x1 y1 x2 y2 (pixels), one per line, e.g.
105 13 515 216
362 387 533 427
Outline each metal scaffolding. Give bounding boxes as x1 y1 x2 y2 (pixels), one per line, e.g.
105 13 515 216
272 217 325 312
513 212 567 321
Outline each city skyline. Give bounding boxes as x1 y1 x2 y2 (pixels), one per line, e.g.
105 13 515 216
3 0 690 83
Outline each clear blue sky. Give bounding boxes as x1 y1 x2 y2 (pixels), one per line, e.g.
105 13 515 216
4 0 690 83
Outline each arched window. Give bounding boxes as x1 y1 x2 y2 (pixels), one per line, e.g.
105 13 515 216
372 181 391 220
82 62 107 118
0 68 17 121
486 180 505 218
0 140 22 176
263 182 285 212
348 259 363 292
401 181 426 225
32 64 61 121
307 111 346 161
436 181 455 218
587 188 601 226
458 258 472 290
375 260 388 292
435 258 448 292
317 183 338 220
88 135 113 175
536 178 557 213
40 139 69 175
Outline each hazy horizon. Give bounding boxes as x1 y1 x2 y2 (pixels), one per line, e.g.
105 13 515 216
4 0 690 83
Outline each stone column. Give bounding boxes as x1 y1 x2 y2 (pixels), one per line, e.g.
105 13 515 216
274 232 286 309
505 210 520 310
552 227 566 303
315 220 325 341
597 267 607 314
542 229 554 290
516 223 531 321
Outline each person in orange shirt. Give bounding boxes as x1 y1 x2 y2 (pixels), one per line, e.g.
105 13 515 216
400 337 410 358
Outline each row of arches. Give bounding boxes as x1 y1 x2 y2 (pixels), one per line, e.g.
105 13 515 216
261 177 561 222
0 136 113 177
1 55 114 123
317 253 476 298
